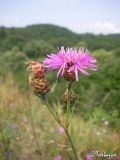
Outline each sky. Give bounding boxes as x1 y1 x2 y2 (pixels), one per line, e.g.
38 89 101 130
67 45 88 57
0 0 120 34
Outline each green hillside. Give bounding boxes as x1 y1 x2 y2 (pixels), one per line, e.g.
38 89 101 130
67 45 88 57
0 23 120 118
0 24 120 51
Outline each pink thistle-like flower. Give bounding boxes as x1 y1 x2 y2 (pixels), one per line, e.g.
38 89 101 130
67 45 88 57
43 47 97 81
86 154 92 160
58 127 65 135
54 155 62 160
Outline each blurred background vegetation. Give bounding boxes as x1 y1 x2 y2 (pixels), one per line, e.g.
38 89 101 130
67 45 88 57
0 24 120 159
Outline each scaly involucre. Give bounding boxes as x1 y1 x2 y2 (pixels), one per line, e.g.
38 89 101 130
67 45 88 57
43 47 97 81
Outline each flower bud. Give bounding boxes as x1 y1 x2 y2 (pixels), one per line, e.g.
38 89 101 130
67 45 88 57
64 89 77 104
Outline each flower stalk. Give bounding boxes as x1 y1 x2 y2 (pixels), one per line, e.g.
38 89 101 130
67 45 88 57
66 81 73 126
64 127 78 160
64 81 78 160
44 98 78 160
44 82 78 160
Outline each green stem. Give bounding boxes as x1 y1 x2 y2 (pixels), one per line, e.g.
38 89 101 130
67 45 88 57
65 82 78 160
45 102 78 160
66 82 72 126
67 105 74 127
44 105 78 160
64 128 78 160
45 101 61 124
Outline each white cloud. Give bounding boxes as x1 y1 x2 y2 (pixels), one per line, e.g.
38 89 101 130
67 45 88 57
67 21 120 34
94 21 120 33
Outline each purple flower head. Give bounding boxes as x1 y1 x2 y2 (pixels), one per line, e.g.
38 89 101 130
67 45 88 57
58 127 65 135
86 154 92 160
43 47 97 81
54 155 62 160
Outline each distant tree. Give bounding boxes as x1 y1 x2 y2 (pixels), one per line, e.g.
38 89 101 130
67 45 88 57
113 47 120 57
2 35 26 50
75 40 87 49
0 27 7 39
49 36 78 48
23 40 55 58
93 48 109 57
0 47 27 72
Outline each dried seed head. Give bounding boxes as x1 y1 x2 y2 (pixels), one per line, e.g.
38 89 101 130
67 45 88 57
27 61 45 79
32 77 50 95
27 61 50 98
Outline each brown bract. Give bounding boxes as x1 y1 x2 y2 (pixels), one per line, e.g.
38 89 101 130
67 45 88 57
64 66 76 82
